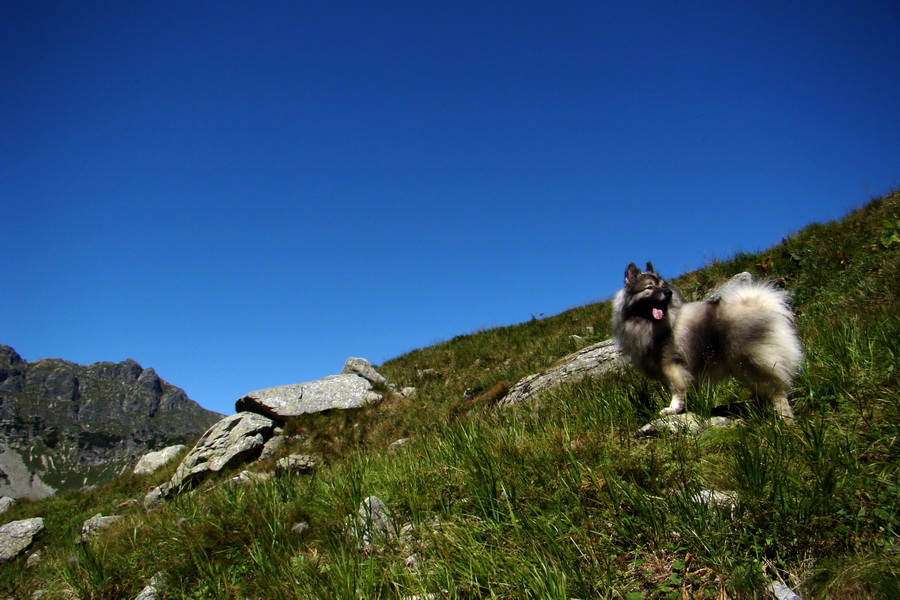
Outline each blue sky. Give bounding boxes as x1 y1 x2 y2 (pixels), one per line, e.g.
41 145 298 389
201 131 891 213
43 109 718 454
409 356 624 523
3 1 898 416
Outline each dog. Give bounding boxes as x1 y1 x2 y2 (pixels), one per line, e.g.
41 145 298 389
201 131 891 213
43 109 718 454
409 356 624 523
612 262 802 419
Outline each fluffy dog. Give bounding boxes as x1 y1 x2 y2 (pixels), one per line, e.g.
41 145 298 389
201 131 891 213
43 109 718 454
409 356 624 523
612 262 802 419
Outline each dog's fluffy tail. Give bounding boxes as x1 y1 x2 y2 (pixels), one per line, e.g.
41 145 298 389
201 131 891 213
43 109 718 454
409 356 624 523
714 277 795 321
715 277 804 386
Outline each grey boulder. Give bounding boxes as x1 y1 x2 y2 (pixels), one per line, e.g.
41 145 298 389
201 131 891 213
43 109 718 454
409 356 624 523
0 517 44 565
498 339 624 409
341 357 386 384
235 374 382 421
159 412 275 496
133 445 185 475
81 513 124 541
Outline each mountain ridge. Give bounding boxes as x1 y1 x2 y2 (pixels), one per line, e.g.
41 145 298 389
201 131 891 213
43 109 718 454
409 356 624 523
0 345 222 498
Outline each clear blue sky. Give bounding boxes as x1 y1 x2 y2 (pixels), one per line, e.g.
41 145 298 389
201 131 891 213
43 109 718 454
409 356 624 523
3 1 898 416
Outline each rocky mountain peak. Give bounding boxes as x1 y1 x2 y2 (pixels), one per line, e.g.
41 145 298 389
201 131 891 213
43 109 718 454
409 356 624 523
0 345 222 499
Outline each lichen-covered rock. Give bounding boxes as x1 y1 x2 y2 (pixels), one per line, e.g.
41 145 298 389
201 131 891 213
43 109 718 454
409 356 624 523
235 374 382 421
341 357 387 384
133 445 185 475
636 413 734 437
0 517 44 565
81 513 124 541
355 496 397 551
275 454 317 474
498 339 624 408
161 412 275 495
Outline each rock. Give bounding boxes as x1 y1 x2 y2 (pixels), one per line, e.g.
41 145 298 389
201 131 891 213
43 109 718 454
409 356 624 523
134 572 169 600
226 470 271 487
0 496 14 514
636 413 735 438
235 375 383 421
768 580 803 600
342 357 387 384
275 454 317 474
26 549 43 568
81 513 124 541
161 412 275 496
356 496 397 551
498 339 625 409
258 434 286 460
291 522 310 536
387 438 412 454
133 445 185 475
691 490 739 516
0 517 44 565
143 485 165 510
400 387 418 399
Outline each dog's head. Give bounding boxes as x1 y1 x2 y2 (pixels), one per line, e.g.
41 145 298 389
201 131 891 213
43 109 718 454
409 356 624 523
622 262 676 321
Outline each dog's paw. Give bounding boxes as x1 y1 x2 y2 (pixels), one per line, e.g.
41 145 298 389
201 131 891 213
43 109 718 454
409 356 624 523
659 405 685 416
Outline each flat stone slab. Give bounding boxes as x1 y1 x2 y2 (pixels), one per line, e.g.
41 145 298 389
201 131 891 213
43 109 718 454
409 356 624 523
0 517 44 565
235 374 382 420
498 338 625 409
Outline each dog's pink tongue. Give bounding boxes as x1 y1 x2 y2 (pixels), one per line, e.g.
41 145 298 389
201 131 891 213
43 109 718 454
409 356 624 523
652 308 665 320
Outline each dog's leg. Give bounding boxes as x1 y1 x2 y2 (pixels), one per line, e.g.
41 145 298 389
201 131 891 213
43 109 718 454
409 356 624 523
772 393 795 421
660 363 691 415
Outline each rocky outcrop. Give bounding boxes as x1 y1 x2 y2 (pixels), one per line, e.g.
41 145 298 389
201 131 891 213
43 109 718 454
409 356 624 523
0 345 222 499
148 412 275 504
498 339 625 409
0 517 43 565
146 358 386 506
235 374 383 421
133 445 185 475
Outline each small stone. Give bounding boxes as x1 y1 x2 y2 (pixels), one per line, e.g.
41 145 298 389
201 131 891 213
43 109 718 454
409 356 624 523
81 514 124 542
276 454 317 474
0 496 15 514
388 438 412 454
356 496 396 550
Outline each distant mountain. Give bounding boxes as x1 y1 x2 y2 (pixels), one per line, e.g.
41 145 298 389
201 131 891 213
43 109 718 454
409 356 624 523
0 345 222 498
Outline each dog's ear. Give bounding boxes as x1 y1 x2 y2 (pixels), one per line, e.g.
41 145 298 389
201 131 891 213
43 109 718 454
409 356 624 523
645 262 656 274
625 263 640 285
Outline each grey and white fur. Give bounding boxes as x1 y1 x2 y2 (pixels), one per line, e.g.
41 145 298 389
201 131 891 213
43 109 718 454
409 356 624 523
612 262 802 419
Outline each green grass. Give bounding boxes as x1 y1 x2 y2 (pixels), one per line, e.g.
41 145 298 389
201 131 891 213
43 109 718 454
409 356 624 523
2 189 898 599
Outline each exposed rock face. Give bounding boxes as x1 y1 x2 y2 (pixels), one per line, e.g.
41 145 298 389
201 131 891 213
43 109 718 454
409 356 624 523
0 517 44 565
0 345 222 498
158 412 275 496
498 339 625 409
235 374 383 421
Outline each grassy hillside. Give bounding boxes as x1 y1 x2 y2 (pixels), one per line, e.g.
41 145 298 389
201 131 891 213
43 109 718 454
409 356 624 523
2 189 898 599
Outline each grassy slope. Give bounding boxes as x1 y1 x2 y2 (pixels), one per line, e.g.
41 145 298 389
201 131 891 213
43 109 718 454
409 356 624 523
2 190 898 599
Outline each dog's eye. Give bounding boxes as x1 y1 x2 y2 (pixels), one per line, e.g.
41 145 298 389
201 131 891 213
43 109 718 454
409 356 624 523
645 285 654 291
